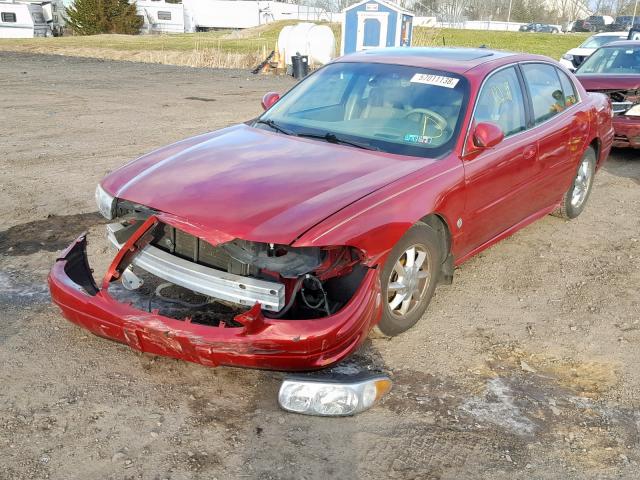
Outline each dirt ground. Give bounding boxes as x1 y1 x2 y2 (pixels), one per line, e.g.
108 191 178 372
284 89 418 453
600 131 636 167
1 52 639 480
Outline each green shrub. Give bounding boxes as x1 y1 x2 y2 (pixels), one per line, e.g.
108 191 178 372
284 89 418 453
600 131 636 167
65 0 143 35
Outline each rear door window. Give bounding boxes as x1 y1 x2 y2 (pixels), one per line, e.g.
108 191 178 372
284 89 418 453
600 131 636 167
521 63 566 125
474 66 527 138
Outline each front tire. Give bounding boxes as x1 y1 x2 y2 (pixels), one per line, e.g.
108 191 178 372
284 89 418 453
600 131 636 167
375 223 442 337
553 146 596 219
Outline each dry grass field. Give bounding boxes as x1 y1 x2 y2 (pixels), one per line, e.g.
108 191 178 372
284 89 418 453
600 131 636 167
0 21 590 69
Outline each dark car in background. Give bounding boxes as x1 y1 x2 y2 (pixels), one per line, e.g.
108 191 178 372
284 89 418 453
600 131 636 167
612 16 640 31
576 40 640 148
519 23 560 33
571 20 590 32
583 15 615 32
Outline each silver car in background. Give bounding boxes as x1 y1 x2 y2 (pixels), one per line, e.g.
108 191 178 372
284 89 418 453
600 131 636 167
560 32 629 71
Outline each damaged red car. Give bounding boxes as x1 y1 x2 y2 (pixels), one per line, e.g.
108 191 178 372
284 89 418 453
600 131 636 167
575 40 640 149
49 48 614 371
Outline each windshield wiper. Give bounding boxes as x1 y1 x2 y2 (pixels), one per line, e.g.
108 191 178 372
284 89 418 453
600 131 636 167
257 121 380 151
255 119 295 136
297 132 380 151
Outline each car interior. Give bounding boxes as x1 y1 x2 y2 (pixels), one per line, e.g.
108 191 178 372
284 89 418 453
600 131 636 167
474 69 526 137
283 70 465 149
606 47 640 73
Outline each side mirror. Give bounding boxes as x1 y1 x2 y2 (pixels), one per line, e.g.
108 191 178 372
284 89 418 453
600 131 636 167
261 92 280 111
472 122 504 149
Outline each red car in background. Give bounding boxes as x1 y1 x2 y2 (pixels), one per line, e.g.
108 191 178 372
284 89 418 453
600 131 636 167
575 40 640 149
49 48 614 371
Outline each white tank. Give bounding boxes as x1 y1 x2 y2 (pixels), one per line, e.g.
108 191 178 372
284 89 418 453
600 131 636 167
278 23 335 67
277 25 294 62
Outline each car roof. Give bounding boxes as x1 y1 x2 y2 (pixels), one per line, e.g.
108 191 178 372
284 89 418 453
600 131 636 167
593 31 628 36
600 40 640 47
335 47 530 74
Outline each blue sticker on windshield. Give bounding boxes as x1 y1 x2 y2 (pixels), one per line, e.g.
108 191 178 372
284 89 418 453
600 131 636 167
404 134 433 144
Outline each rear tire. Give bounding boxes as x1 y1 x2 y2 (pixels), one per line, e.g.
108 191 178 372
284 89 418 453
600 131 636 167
552 147 596 219
374 223 442 337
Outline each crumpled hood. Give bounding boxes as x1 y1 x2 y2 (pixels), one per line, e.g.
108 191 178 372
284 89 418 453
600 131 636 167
102 124 428 245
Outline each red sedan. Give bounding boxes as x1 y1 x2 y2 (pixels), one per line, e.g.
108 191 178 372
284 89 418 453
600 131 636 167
49 48 614 371
575 40 640 148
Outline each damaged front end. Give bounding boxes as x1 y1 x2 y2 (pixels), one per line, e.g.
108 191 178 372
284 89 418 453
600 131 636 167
597 88 640 148
48 204 382 371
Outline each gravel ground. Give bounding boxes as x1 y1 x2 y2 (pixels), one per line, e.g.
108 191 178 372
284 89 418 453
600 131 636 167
1 52 639 480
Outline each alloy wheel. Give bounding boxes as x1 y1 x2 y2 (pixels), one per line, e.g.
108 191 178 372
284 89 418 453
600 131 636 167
571 156 594 208
387 245 431 319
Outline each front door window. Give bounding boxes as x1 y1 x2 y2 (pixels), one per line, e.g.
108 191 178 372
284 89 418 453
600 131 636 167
474 66 527 137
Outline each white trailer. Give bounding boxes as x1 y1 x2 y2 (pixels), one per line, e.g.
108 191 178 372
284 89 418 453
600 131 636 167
0 0 52 38
136 0 185 34
182 0 330 32
16 0 64 35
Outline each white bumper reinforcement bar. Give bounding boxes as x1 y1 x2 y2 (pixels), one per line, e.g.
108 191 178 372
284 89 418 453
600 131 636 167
106 223 285 311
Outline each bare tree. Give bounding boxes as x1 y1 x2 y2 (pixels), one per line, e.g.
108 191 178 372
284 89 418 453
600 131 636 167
555 0 588 21
412 0 471 22
592 0 616 14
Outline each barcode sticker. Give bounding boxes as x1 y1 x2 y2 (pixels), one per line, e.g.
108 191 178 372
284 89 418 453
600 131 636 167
410 73 460 89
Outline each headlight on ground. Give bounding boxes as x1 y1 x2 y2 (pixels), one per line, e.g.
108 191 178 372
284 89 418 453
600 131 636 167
562 54 573 60
278 375 392 416
626 104 640 116
95 183 116 220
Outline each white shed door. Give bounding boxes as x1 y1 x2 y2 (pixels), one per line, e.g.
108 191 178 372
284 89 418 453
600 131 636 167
356 11 388 51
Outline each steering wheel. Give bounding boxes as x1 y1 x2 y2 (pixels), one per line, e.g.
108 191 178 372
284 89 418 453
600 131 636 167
404 108 449 137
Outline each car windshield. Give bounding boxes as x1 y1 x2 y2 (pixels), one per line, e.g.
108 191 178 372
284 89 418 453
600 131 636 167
580 35 623 49
257 62 468 158
577 46 640 74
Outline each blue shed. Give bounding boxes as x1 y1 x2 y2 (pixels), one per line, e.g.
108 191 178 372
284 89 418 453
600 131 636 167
341 0 414 55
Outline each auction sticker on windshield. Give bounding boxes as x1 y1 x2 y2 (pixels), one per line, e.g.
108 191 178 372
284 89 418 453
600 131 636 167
404 134 433 144
410 73 460 88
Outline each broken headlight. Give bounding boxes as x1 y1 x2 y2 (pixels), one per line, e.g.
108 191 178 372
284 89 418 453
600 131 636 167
221 240 325 278
278 375 392 416
626 104 640 116
95 184 116 220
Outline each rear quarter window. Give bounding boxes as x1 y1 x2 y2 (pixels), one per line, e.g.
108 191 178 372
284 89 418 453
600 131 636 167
556 69 578 107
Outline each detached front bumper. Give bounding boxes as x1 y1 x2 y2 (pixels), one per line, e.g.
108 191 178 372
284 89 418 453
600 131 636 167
613 116 640 149
48 235 382 371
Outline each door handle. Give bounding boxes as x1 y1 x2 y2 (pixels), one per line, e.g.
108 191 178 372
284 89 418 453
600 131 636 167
523 145 537 160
